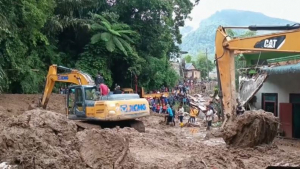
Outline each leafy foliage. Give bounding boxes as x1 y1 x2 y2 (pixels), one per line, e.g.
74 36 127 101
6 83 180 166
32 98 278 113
227 30 253 90
183 55 192 63
139 57 179 90
0 65 5 92
89 14 138 56
193 53 214 79
0 0 198 93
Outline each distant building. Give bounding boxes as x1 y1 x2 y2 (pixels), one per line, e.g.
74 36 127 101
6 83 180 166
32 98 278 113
169 51 188 81
184 63 201 80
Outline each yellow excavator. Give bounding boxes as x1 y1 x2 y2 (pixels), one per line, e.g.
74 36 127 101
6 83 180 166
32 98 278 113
39 64 150 132
215 24 300 122
215 24 300 147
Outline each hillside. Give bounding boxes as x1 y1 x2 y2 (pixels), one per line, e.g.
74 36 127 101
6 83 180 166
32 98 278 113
180 9 296 59
180 26 194 38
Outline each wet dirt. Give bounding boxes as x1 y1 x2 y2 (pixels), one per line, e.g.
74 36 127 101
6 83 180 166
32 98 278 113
0 109 134 169
0 94 300 169
0 94 66 115
222 110 279 147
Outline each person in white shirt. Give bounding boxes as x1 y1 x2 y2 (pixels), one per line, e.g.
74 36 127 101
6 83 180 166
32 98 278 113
205 105 214 130
178 104 184 123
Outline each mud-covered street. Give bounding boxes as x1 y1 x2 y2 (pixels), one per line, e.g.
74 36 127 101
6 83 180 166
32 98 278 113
0 94 300 169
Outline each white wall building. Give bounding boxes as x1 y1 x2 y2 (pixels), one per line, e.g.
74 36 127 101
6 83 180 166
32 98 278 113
250 71 300 139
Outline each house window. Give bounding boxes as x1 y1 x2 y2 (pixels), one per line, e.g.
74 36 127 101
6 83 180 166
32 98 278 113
262 93 278 116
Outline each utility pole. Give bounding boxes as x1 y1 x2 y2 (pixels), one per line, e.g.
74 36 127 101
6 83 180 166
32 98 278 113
205 48 209 80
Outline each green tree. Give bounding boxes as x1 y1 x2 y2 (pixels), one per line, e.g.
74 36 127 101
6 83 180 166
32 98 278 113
138 57 179 90
240 31 256 38
0 66 5 92
184 55 192 63
194 53 214 79
226 29 235 37
0 0 198 93
89 14 138 56
0 0 56 93
226 29 254 90
226 29 256 38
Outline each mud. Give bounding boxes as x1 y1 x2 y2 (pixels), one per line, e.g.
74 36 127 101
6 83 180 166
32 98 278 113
222 110 279 147
77 129 134 169
0 94 300 169
0 94 66 115
0 109 134 169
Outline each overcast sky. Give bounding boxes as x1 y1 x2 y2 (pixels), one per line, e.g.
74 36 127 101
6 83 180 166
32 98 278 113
186 0 300 30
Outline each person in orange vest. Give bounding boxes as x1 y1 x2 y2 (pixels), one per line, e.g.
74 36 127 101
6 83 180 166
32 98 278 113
188 105 199 123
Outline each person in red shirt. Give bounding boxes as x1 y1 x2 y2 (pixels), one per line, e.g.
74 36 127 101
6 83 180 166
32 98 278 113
162 104 167 113
156 104 160 113
99 83 110 96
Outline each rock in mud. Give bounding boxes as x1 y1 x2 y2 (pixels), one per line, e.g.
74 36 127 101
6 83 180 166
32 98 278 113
222 110 279 147
76 129 134 169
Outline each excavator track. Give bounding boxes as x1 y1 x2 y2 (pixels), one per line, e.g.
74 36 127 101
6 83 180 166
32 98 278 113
75 121 102 131
74 120 145 132
129 120 145 132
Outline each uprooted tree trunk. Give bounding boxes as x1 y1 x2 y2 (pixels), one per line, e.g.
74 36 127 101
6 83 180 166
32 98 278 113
221 109 279 147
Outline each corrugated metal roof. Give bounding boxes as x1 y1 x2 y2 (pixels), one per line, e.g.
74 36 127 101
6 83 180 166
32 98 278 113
185 63 196 70
262 63 300 75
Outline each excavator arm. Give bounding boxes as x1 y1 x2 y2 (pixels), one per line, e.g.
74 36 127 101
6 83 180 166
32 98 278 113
40 64 95 109
215 24 300 121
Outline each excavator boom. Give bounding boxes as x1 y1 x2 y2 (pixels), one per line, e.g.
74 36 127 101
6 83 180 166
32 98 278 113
215 24 300 120
40 65 95 109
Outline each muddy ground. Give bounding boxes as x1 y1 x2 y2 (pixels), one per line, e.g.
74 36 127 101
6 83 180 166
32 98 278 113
0 94 300 169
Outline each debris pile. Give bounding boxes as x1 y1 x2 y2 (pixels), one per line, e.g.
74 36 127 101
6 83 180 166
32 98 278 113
187 94 210 110
0 109 134 169
222 110 279 147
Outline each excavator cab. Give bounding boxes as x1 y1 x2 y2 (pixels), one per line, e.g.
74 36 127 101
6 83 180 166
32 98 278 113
67 85 98 118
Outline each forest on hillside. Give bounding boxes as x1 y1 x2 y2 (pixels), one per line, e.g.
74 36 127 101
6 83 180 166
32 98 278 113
0 0 199 94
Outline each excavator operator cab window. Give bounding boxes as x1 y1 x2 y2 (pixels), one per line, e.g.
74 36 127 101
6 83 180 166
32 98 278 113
68 89 75 107
75 88 83 103
71 87 86 117
85 87 98 101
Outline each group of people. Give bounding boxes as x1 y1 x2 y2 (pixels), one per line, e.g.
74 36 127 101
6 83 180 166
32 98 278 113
149 94 216 130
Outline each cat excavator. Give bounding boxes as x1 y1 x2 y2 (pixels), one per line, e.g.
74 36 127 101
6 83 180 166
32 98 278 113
215 24 300 146
215 24 300 121
38 64 150 132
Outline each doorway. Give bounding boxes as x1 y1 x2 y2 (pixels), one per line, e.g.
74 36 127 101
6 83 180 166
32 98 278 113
262 93 278 116
289 94 300 139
